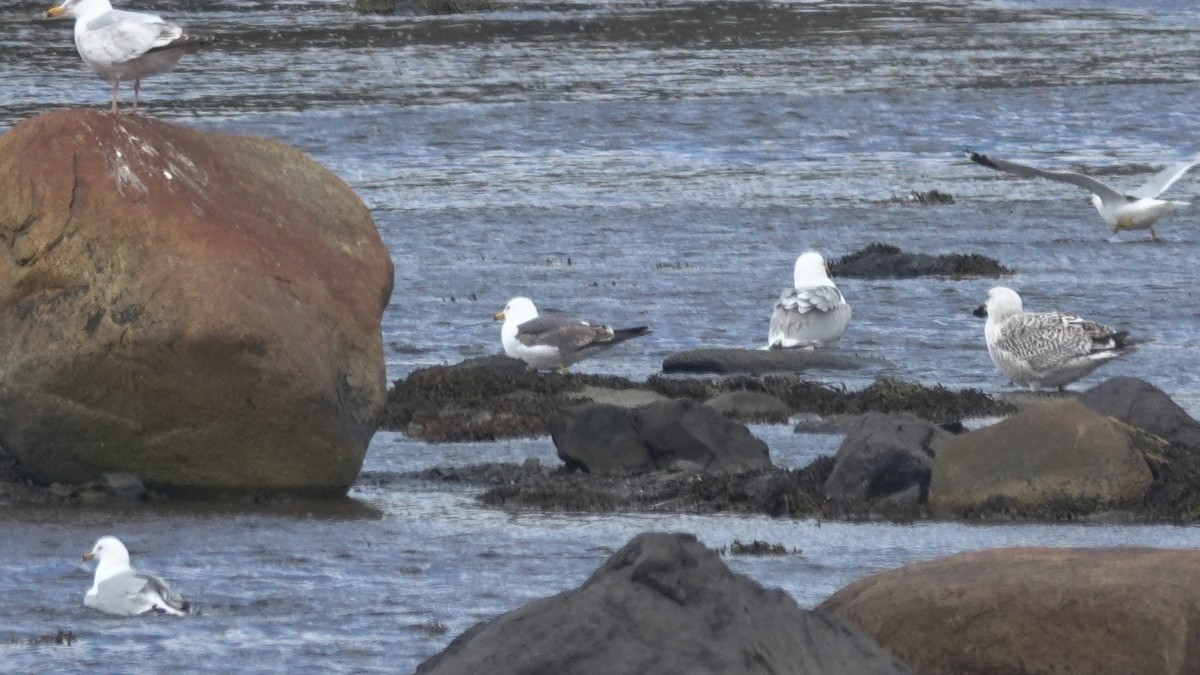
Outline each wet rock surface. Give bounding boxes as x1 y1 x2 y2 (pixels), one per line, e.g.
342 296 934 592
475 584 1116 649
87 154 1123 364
552 400 771 475
0 110 392 496
820 547 1200 675
417 532 915 675
929 400 1157 518
828 242 1012 279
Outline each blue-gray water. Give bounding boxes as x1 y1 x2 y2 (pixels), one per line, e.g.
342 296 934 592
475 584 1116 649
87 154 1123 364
5 0 1200 671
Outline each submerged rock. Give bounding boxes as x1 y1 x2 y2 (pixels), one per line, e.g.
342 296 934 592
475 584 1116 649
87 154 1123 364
662 347 887 375
829 243 1012 279
417 532 914 675
0 110 393 496
928 401 1156 518
820 547 1200 675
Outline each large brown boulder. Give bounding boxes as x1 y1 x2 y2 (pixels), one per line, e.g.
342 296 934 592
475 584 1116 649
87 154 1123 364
928 400 1154 516
418 532 914 675
819 547 1200 675
0 110 393 495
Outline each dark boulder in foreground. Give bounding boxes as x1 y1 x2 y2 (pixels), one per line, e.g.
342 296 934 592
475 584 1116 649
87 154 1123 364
662 347 887 375
820 547 1200 675
0 111 393 496
829 243 1011 279
928 401 1155 517
551 400 771 475
824 413 947 512
417 532 914 675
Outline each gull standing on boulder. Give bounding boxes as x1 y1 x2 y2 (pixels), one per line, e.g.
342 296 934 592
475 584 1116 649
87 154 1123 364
767 251 851 349
964 148 1200 241
973 286 1132 392
494 296 651 373
44 0 214 114
81 536 190 616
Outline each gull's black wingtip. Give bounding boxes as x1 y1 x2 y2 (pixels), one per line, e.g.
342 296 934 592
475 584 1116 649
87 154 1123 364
964 148 997 170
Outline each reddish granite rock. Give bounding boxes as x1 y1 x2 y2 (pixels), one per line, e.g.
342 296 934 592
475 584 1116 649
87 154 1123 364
820 547 1200 675
0 110 393 495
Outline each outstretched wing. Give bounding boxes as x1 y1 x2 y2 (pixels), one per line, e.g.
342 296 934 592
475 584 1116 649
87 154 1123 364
1129 154 1200 199
964 149 1128 203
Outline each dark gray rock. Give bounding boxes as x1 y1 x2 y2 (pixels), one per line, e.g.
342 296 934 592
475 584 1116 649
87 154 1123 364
634 399 771 473
416 532 914 675
551 400 772 475
824 412 947 510
705 390 792 423
1079 377 1200 448
663 348 887 375
550 404 652 474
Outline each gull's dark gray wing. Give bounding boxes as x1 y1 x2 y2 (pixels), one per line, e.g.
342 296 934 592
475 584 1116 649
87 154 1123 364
515 315 614 353
1129 155 1200 199
964 149 1128 203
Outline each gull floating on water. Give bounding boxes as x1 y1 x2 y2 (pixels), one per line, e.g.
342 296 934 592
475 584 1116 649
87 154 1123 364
494 296 651 372
767 251 851 349
973 286 1132 392
44 0 214 114
82 536 190 616
964 148 1200 241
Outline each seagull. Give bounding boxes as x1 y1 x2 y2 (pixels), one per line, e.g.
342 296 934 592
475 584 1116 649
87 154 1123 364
44 0 214 114
81 536 190 616
964 148 1200 241
767 251 851 349
494 296 651 373
973 286 1132 392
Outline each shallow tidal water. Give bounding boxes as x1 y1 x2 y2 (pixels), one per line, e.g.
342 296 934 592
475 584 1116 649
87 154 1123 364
5 0 1200 671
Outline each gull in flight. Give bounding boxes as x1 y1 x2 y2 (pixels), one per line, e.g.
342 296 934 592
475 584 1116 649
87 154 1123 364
82 536 190 616
44 0 214 114
965 148 1200 241
973 286 1132 392
494 297 651 373
767 251 851 349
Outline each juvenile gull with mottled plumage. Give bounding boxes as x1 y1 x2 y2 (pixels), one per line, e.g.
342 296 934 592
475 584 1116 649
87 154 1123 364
767 251 851 349
973 286 1133 392
494 296 650 372
81 536 190 616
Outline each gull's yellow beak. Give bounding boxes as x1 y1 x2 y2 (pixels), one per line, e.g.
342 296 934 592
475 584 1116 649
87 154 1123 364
81 551 95 562
493 310 505 321
44 4 67 18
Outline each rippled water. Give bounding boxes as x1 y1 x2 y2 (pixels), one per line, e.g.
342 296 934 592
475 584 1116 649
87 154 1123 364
5 0 1200 671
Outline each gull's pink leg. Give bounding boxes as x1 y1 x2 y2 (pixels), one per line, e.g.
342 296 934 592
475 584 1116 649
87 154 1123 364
133 79 140 113
109 79 119 114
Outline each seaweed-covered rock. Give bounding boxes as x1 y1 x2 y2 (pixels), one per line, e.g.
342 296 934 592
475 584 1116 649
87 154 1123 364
819 547 1200 675
551 400 771 475
385 357 1012 442
928 401 1155 517
662 348 886 374
417 532 914 675
829 243 1011 279
824 413 946 512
